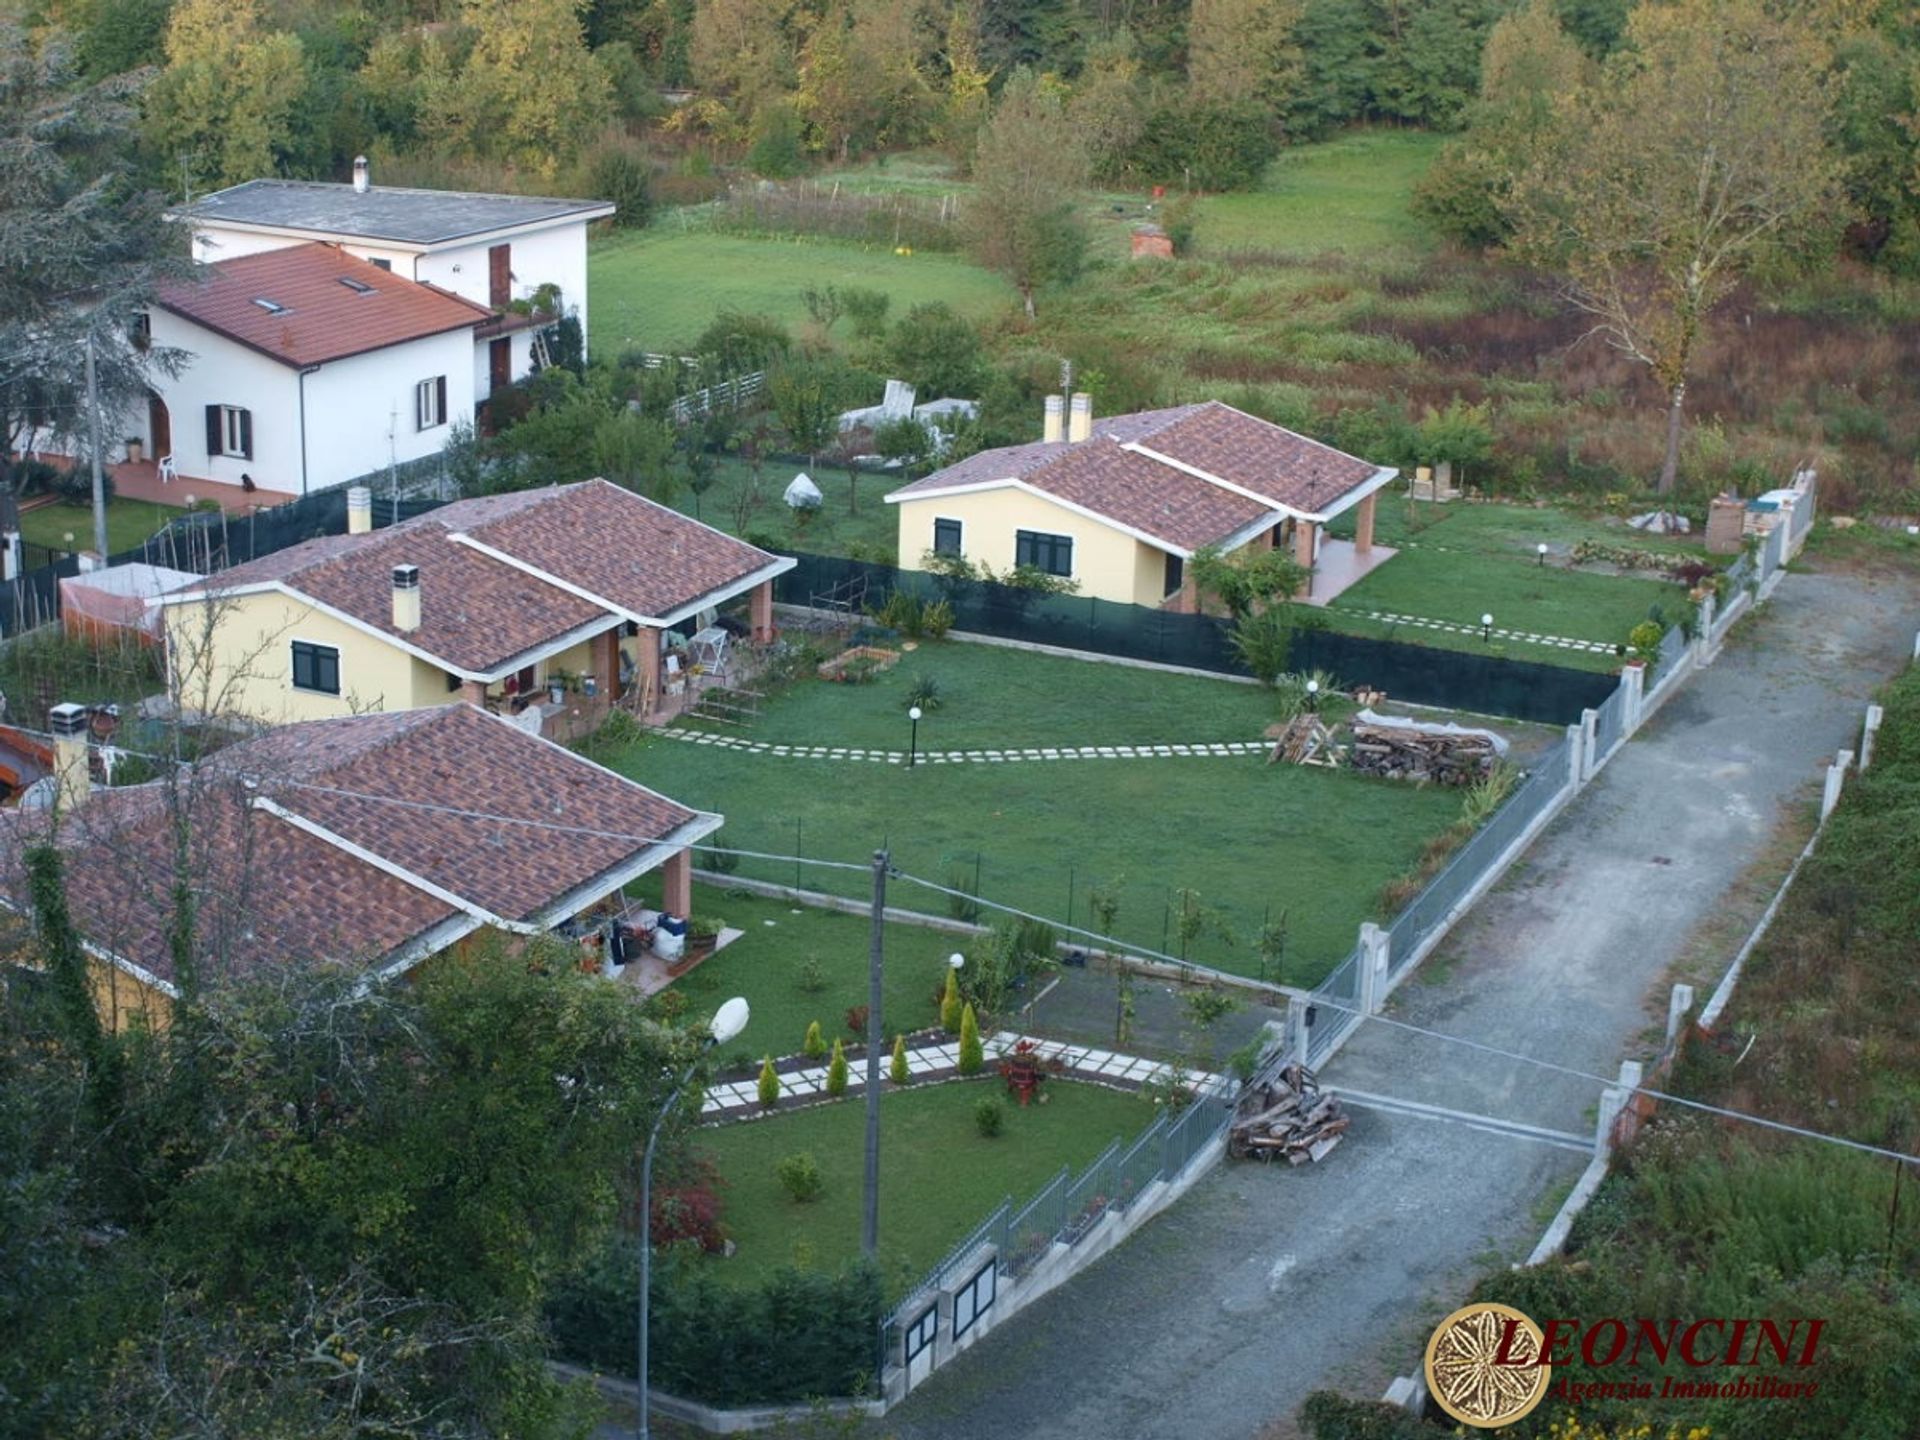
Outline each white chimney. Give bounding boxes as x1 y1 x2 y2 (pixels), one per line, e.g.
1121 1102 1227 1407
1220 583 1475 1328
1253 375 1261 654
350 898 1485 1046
1068 393 1093 443
352 156 370 194
48 703 90 811
346 485 372 535
1043 394 1065 444
391 564 420 632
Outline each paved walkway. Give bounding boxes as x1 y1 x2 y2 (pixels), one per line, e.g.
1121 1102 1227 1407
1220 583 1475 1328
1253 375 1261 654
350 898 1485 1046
876 560 1920 1440
660 728 1269 764
702 1031 1226 1116
1342 606 1617 655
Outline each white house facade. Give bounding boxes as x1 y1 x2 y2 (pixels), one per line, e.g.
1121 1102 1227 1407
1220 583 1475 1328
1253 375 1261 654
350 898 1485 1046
178 160 612 408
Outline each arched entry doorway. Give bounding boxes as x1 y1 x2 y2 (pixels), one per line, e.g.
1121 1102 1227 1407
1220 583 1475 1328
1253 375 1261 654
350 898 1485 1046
147 392 171 467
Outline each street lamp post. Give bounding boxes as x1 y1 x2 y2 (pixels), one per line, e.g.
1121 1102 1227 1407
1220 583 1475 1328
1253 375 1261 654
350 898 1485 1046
1481 612 1494 643
638 996 749 1440
907 705 922 769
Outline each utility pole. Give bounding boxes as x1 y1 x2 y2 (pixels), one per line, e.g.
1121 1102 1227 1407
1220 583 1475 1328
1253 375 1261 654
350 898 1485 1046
862 849 888 1256
84 327 107 560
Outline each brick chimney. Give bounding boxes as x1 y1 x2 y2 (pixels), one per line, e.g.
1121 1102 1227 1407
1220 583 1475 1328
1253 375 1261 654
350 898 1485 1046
391 564 420 632
1068 393 1093 443
1043 394 1064 444
346 485 373 535
48 703 90 811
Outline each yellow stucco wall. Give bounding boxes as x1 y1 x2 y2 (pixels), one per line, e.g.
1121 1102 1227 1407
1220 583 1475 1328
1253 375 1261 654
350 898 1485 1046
88 958 172 1033
164 591 451 726
893 489 1173 607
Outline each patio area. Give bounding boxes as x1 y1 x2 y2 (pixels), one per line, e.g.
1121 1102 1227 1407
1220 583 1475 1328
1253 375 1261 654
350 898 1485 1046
1301 537 1398 607
109 458 296 515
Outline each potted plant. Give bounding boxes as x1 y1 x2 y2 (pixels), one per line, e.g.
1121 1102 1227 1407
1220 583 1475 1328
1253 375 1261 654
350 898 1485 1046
547 669 569 705
686 916 722 959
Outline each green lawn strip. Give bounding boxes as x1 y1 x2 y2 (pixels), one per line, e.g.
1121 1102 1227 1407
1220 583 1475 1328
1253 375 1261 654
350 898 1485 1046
1192 131 1447 256
670 452 902 559
695 1078 1155 1292
605 736 1464 986
639 884 964 1065
17 499 180 555
589 231 1012 355
691 638 1282 750
1325 543 1684 656
1325 497 1711 560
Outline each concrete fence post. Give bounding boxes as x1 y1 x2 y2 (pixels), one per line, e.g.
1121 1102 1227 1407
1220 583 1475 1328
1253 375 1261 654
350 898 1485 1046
1286 995 1310 1067
1861 705 1884 771
1621 664 1646 735
1694 593 1716 665
1357 922 1390 1015
1912 630 1919 662
1579 708 1599 782
0 530 17 584
1822 748 1855 819
1563 723 1583 795
1595 1086 1627 1158
1666 983 1696 1046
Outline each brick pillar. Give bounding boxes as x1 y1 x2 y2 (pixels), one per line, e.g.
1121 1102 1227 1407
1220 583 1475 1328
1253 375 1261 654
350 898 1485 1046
1355 492 1377 553
1292 520 1317 598
662 848 693 919
459 679 487 707
750 580 775 643
635 626 661 716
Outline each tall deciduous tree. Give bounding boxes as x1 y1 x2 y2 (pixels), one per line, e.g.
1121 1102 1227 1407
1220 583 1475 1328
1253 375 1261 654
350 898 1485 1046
144 0 308 189
690 0 802 131
1507 0 1844 493
1187 0 1302 116
454 0 612 177
1 24 186 489
965 67 1090 319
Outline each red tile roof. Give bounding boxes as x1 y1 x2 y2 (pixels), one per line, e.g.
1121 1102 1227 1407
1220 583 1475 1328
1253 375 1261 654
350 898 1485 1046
169 481 790 674
0 705 713 986
155 242 491 367
887 401 1388 551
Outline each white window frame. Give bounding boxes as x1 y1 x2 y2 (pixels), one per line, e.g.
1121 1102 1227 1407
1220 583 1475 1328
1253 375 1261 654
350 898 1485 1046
220 405 248 456
415 376 447 431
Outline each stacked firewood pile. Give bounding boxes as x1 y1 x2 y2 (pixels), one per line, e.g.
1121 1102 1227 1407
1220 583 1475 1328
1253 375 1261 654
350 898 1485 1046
1346 721 1499 786
1229 1062 1349 1164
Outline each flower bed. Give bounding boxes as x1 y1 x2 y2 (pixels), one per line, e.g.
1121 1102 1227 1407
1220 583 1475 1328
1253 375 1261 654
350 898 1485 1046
816 645 901 684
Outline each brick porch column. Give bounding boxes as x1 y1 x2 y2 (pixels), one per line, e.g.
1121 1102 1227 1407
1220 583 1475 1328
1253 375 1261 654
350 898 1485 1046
662 848 693 919
1292 519 1317 598
750 579 775 643
635 626 662 714
1355 492 1377 553
459 679 487 707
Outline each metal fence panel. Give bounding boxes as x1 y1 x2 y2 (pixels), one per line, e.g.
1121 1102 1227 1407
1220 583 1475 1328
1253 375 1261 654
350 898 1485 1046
1001 1166 1070 1281
1646 623 1689 697
1591 681 1628 764
1112 1116 1169 1213
1061 1138 1123 1246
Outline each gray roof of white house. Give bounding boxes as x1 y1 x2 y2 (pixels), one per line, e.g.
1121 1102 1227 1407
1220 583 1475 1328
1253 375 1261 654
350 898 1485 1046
182 180 614 246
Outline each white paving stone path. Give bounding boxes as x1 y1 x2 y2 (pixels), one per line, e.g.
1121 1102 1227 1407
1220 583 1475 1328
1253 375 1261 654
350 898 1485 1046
701 1030 1228 1117
660 729 1270 764
1341 607 1617 655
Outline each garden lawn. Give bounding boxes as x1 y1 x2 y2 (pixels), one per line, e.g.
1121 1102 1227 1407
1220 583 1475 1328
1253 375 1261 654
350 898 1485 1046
589 230 1011 355
695 1078 1154 1292
692 638 1283 750
18 499 179 555
671 453 901 560
602 735 1465 988
637 886 968 1064
1192 130 1446 256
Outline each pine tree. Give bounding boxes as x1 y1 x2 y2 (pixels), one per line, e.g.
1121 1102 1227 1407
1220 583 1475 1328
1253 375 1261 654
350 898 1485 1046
803 1019 827 1060
957 1004 983 1075
758 1055 781 1108
940 968 962 1033
826 1038 849 1097
890 1033 910 1085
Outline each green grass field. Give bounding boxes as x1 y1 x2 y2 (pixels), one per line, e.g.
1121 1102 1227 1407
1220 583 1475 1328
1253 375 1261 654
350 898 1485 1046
599 644 1465 983
695 1078 1154 1291
676 454 902 558
589 230 1013 355
18 499 179 556
1193 130 1447 256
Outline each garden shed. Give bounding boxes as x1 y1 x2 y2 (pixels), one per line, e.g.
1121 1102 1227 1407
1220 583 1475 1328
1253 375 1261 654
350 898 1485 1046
60 562 202 648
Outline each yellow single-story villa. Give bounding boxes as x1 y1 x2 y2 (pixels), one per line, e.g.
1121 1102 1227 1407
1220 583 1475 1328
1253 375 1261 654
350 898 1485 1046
885 397 1398 610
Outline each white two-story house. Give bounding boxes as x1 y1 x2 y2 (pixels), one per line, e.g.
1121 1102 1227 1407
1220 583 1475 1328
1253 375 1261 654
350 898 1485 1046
177 157 614 411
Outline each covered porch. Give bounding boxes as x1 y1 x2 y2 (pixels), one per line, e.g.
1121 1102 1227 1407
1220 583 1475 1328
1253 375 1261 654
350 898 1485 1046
1288 488 1395 607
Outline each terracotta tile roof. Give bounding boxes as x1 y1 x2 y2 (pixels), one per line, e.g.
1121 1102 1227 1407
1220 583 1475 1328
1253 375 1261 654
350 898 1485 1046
1123 402 1382 512
0 705 712 986
1013 439 1269 552
155 243 491 367
887 401 1389 549
170 482 787 673
456 479 789 624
